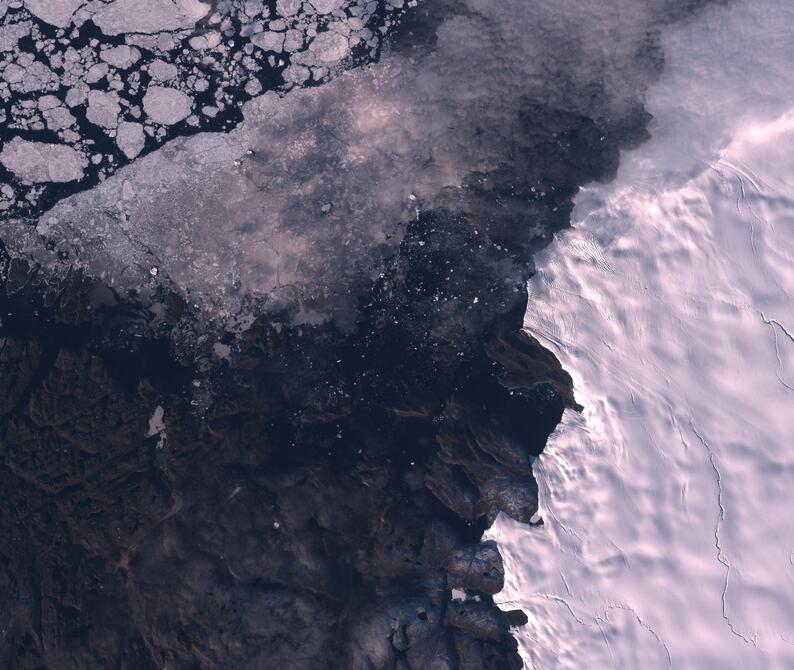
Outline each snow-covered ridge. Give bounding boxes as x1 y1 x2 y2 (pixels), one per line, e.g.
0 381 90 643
490 0 794 666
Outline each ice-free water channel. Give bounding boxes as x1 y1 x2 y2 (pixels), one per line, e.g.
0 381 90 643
489 1 794 667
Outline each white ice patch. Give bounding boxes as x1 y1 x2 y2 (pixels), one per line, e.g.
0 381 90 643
143 86 193 126
92 0 211 35
86 90 121 129
24 0 82 27
116 121 146 159
491 1 794 667
99 45 142 70
309 0 345 15
147 405 167 450
307 31 350 64
0 138 86 183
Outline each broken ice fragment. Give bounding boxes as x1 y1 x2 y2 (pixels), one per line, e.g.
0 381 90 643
24 0 83 27
86 90 121 129
143 86 193 126
245 79 263 96
92 0 211 36
213 342 231 359
100 45 142 70
309 0 344 14
148 59 179 82
251 31 285 52
276 0 301 17
116 121 146 159
189 31 222 50
0 138 86 183
308 31 349 64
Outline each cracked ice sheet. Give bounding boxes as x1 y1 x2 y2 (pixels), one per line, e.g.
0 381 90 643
489 1 794 667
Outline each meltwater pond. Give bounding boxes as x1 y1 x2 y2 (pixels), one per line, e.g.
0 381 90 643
490 0 794 667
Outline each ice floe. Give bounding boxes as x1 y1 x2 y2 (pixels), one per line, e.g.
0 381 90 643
0 137 86 183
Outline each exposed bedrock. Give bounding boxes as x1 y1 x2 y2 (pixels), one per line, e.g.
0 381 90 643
0 260 573 669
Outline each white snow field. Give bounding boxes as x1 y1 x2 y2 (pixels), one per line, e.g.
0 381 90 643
489 0 794 667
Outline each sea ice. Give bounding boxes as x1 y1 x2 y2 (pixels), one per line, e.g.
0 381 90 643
0 138 86 183
143 86 193 126
24 0 82 27
92 0 210 35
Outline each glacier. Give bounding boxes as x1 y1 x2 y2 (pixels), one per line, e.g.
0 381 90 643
491 0 794 667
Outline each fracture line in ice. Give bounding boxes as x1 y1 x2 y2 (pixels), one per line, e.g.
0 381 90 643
689 420 758 647
760 311 794 392
604 603 673 670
